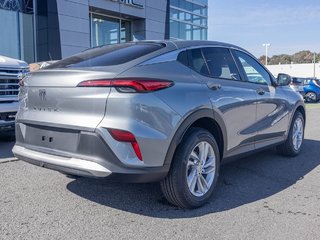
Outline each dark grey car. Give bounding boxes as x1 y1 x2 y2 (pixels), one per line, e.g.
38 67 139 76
13 41 305 208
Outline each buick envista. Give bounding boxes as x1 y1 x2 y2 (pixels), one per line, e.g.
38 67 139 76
13 41 305 208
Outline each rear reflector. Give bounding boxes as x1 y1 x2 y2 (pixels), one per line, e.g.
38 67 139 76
130 142 143 162
108 128 143 161
77 79 173 92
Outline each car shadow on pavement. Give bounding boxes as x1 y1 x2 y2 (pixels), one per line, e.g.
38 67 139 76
67 139 320 219
0 135 15 159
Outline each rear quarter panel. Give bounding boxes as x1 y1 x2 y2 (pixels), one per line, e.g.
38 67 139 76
98 61 213 167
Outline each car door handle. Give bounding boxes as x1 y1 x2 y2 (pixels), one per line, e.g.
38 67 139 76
207 82 221 90
256 88 265 95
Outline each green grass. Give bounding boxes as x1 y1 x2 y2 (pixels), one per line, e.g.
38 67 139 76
305 103 320 109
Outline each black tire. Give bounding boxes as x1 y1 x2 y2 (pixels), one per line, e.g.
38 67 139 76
276 111 304 157
160 128 220 209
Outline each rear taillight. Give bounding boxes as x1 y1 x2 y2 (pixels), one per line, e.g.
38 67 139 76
77 79 173 93
77 80 112 87
108 128 143 161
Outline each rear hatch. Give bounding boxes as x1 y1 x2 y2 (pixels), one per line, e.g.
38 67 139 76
17 42 170 131
19 69 119 131
16 68 121 152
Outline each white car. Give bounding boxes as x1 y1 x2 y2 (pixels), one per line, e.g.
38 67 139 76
0 55 29 134
289 77 305 98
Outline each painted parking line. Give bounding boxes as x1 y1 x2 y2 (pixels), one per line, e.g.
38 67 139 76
0 157 18 164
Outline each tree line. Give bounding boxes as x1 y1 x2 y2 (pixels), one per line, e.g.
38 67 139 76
259 50 320 65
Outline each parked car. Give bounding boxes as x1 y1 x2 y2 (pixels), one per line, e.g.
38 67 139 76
13 41 305 208
0 55 28 136
304 78 320 102
289 77 305 98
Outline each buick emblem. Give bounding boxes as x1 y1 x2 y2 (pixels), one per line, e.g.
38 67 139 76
39 89 46 101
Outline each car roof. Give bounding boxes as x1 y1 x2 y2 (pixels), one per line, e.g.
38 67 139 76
136 40 251 55
171 40 242 49
141 40 244 49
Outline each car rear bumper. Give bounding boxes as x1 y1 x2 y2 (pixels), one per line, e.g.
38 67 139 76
13 145 112 177
13 125 169 182
13 144 169 182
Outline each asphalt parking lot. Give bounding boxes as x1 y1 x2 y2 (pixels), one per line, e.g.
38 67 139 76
1 106 320 240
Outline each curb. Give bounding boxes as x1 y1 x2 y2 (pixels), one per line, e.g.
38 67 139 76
0 157 19 164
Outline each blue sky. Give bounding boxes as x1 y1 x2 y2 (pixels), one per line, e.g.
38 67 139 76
208 0 320 57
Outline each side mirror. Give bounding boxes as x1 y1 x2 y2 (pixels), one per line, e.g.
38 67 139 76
277 73 292 86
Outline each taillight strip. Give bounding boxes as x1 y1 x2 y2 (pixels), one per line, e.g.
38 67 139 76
77 79 173 92
77 80 112 87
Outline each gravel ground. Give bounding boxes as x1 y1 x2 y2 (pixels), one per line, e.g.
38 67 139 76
0 108 319 240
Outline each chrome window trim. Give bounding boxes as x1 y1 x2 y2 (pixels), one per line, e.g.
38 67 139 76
140 45 252 66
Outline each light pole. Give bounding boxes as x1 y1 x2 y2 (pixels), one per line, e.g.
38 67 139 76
313 52 316 79
262 43 271 65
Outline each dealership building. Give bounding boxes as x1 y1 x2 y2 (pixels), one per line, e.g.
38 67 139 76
0 0 208 63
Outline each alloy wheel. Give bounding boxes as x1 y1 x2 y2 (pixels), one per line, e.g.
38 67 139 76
305 92 317 102
186 141 216 197
292 117 303 151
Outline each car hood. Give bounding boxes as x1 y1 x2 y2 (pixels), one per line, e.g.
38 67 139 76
0 55 28 69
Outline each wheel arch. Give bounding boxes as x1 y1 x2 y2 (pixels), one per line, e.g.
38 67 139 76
164 109 227 166
296 105 306 123
287 103 306 135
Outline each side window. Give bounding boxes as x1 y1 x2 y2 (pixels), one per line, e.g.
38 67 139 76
202 47 241 80
187 48 210 76
177 51 189 67
234 50 271 85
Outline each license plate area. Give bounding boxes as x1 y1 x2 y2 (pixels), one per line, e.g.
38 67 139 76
25 125 80 152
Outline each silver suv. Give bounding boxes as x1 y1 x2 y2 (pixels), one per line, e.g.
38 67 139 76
13 41 305 208
0 55 28 135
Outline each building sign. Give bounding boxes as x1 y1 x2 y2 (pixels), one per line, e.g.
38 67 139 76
110 0 144 9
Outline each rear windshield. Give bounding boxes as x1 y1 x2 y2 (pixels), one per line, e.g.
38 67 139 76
46 43 164 69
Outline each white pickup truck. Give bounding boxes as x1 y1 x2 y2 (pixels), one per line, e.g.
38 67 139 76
0 55 29 135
